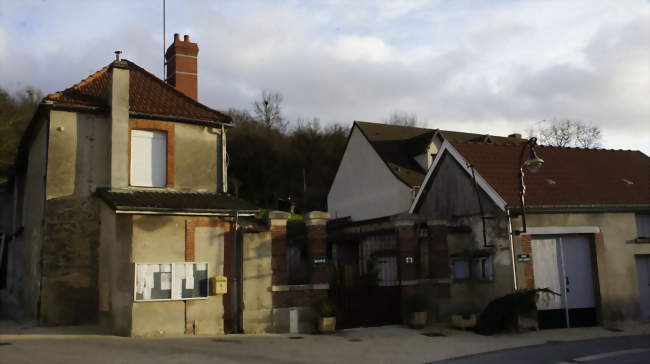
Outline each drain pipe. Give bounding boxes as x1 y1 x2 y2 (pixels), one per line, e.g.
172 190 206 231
506 209 518 291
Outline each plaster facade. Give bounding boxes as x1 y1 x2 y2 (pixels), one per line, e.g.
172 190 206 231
328 126 412 221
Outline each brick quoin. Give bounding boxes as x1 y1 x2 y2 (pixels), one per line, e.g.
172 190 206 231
520 234 535 289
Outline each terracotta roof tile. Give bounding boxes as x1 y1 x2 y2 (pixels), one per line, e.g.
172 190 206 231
450 141 650 207
45 60 231 125
354 121 523 187
97 189 258 212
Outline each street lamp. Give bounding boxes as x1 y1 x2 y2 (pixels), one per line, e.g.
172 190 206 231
515 137 544 235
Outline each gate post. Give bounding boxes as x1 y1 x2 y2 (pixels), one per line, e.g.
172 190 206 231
269 211 290 286
304 211 331 285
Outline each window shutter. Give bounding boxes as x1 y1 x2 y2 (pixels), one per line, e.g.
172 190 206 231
131 130 167 187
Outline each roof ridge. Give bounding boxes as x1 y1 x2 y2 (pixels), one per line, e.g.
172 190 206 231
124 60 231 122
45 64 110 100
454 139 646 154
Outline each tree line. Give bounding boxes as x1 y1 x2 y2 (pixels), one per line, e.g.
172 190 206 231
0 85 604 212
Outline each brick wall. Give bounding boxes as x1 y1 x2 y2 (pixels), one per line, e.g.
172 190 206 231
520 234 534 289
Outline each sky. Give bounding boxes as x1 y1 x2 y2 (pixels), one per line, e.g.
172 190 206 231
1 0 648 153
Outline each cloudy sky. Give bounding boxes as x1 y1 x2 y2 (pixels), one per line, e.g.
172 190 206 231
1 0 648 152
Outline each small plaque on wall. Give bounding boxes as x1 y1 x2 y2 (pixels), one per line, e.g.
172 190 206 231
517 254 531 262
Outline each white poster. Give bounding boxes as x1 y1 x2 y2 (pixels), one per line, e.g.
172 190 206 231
196 263 207 271
185 263 194 289
160 272 171 290
171 263 185 299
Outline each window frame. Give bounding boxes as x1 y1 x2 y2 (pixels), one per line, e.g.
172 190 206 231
129 119 175 188
451 258 470 281
471 255 493 281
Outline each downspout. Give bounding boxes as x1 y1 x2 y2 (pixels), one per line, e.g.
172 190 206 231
221 124 228 194
232 210 244 333
506 209 518 291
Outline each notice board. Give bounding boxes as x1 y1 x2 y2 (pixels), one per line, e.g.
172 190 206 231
134 262 208 301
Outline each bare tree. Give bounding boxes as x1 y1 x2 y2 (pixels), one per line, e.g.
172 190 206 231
528 119 602 148
386 111 418 127
253 90 288 131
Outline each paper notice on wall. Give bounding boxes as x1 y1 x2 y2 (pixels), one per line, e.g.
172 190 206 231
196 263 207 271
161 264 172 273
185 263 194 289
171 263 185 299
136 265 145 295
152 265 161 273
144 265 155 300
160 272 171 290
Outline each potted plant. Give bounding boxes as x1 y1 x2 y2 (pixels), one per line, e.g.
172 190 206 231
403 293 430 328
314 297 337 334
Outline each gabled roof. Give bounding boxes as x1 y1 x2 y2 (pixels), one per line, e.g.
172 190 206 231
413 140 650 210
45 59 231 126
354 121 523 188
97 188 258 214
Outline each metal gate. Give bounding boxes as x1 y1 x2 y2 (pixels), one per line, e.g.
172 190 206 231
532 235 598 328
331 234 402 328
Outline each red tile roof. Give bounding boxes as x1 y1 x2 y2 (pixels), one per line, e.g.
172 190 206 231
45 60 231 125
354 121 524 187
450 141 650 207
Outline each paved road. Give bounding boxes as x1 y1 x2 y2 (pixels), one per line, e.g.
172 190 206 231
435 335 650 364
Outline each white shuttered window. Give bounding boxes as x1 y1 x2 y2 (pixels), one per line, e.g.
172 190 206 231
130 130 167 187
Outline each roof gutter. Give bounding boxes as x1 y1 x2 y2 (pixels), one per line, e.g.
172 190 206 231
506 204 650 214
129 111 233 128
115 208 258 217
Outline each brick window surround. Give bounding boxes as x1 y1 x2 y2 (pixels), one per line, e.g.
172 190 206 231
129 119 175 187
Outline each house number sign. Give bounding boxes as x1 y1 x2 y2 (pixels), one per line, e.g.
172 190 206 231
517 254 531 262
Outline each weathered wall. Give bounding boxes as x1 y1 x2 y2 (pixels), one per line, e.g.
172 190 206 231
241 230 272 333
415 152 515 316
173 123 219 192
328 126 412 221
39 110 110 325
130 215 227 336
514 212 650 324
9 119 48 320
98 203 133 335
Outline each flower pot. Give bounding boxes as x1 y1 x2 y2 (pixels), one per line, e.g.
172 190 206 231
318 316 336 334
451 313 477 330
408 311 428 328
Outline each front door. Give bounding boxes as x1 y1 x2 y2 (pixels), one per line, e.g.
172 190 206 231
532 235 598 328
635 255 650 321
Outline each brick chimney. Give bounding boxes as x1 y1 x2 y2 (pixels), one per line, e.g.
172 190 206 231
165 33 199 100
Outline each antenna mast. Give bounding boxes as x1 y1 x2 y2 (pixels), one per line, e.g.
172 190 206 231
162 0 167 82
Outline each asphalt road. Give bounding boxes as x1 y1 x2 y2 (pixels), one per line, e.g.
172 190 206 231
435 335 650 364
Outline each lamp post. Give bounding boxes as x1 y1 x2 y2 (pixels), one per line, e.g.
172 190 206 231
515 137 544 235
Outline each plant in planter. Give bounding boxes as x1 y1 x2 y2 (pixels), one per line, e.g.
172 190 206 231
403 293 431 328
314 297 337 334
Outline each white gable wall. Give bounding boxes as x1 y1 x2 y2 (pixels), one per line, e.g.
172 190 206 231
327 126 412 221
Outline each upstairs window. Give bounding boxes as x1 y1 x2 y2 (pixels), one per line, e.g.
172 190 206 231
130 130 167 187
472 256 493 281
637 214 650 239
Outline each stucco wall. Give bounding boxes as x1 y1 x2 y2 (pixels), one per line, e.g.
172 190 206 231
98 203 133 335
130 215 227 336
173 123 219 192
242 231 272 333
328 126 412 221
515 212 650 324
11 119 48 320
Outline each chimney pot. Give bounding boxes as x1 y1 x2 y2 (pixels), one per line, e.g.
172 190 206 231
114 50 122 62
165 33 199 100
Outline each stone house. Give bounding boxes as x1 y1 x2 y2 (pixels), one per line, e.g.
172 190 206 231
325 122 523 327
0 34 268 335
409 139 650 327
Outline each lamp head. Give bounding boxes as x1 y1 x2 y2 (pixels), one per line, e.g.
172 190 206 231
524 149 544 173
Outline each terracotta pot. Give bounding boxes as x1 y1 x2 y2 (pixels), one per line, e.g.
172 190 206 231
408 312 428 328
318 317 336 334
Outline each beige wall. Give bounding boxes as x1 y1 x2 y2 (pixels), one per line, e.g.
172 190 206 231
172 123 219 192
130 215 226 336
513 212 650 324
242 231 272 333
98 203 133 335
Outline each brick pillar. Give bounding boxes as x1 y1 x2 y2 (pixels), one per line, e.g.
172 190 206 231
520 234 534 289
269 211 290 286
304 211 330 285
427 219 449 279
393 214 418 282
